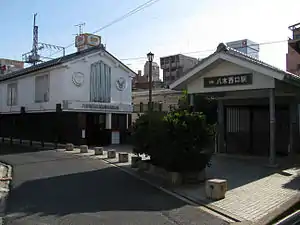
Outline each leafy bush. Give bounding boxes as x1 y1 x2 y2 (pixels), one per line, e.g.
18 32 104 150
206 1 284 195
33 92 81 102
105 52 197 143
132 109 214 172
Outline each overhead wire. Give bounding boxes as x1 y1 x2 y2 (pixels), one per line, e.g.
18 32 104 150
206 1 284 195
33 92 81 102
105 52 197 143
49 0 161 57
120 39 289 62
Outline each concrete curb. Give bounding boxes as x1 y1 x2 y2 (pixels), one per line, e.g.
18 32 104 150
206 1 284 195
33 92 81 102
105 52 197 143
255 194 300 225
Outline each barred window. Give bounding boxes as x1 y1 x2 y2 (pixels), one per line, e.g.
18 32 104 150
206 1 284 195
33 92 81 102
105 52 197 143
90 61 111 103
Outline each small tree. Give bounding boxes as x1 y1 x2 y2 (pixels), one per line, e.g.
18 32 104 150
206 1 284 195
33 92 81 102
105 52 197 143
132 91 215 172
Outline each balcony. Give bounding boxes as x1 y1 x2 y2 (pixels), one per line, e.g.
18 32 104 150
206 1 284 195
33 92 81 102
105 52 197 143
288 37 300 54
288 23 300 54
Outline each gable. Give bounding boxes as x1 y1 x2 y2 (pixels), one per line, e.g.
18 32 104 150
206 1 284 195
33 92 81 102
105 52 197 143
188 61 275 94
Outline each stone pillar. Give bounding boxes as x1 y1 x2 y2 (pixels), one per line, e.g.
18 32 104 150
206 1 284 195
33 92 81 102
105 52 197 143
78 113 87 145
126 114 129 129
289 100 298 155
217 99 225 153
189 94 195 112
105 113 112 129
269 89 276 166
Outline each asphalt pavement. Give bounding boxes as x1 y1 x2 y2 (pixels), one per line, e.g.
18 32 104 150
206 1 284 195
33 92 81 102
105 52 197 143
0 144 229 225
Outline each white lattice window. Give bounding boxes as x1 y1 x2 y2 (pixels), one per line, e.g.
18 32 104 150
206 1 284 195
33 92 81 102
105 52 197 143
7 82 18 106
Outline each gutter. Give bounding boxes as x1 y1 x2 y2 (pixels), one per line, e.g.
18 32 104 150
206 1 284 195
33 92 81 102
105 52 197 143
283 73 300 87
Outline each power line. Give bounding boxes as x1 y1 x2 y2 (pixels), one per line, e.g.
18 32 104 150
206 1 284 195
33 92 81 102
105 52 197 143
120 39 289 61
49 0 161 57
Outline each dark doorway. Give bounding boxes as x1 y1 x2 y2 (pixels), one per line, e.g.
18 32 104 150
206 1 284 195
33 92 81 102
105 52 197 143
86 113 110 146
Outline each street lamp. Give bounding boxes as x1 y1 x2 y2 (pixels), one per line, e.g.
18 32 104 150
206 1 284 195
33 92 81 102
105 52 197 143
147 52 154 112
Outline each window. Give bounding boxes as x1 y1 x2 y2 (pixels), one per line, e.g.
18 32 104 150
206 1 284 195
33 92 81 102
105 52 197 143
7 83 18 106
35 74 49 102
90 61 111 102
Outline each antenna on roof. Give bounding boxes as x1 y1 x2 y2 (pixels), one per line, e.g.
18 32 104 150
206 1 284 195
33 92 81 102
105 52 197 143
22 13 66 66
75 23 86 35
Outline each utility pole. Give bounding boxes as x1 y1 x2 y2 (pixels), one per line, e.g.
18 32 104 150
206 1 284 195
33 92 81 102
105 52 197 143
147 52 154 112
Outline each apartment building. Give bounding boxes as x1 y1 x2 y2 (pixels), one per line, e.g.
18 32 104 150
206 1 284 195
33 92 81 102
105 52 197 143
226 39 260 59
160 54 199 86
287 22 300 75
144 61 160 82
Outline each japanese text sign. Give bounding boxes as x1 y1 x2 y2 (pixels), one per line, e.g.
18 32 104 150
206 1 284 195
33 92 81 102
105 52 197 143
203 73 253 88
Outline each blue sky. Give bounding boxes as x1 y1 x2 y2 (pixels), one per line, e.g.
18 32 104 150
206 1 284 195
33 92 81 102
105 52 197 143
1 0 299 75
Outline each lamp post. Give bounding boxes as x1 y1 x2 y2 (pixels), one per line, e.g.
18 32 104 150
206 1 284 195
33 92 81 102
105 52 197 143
147 52 154 112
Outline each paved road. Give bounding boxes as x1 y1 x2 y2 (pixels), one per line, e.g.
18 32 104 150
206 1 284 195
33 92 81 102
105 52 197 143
0 144 228 225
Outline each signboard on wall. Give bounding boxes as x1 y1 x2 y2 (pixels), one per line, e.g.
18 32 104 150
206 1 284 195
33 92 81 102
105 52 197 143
63 100 133 113
203 73 253 88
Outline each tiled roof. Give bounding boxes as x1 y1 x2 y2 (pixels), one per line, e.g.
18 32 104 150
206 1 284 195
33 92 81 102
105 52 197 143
216 43 297 77
0 45 137 82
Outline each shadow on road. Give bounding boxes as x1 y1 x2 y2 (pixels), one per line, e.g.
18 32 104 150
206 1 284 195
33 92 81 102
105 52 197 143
6 166 187 218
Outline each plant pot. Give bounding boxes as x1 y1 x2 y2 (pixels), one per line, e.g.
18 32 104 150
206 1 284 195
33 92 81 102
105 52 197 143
131 156 141 168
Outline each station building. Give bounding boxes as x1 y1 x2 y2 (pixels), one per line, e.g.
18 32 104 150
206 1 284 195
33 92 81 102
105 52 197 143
170 43 300 165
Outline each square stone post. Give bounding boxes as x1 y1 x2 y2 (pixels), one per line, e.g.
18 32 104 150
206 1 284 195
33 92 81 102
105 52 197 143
269 89 276 166
217 99 225 153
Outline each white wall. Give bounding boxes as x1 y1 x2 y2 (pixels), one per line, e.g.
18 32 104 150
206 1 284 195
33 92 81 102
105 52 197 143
188 61 275 94
64 52 132 105
0 66 67 113
0 50 133 114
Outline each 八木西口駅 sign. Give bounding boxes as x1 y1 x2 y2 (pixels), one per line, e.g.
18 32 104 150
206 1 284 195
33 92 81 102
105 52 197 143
204 73 253 87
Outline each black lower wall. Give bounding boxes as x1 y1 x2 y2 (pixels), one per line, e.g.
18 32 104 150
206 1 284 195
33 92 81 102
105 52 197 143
0 112 81 145
0 112 131 146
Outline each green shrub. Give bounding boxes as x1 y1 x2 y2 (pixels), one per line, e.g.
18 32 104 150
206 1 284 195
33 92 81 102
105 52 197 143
132 109 214 172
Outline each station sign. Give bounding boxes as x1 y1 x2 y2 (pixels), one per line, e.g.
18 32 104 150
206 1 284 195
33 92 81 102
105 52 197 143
203 73 253 88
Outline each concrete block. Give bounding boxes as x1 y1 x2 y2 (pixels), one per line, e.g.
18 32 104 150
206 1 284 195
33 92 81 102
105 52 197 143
131 156 141 168
107 150 116 159
205 179 227 200
80 145 88 153
94 147 103 155
65 143 74 151
118 153 129 163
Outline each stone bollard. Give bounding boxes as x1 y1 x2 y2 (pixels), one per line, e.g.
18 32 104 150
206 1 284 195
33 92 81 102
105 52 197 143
107 149 116 159
80 145 88 153
118 153 129 163
131 156 141 168
205 179 227 200
65 143 74 151
94 147 103 155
